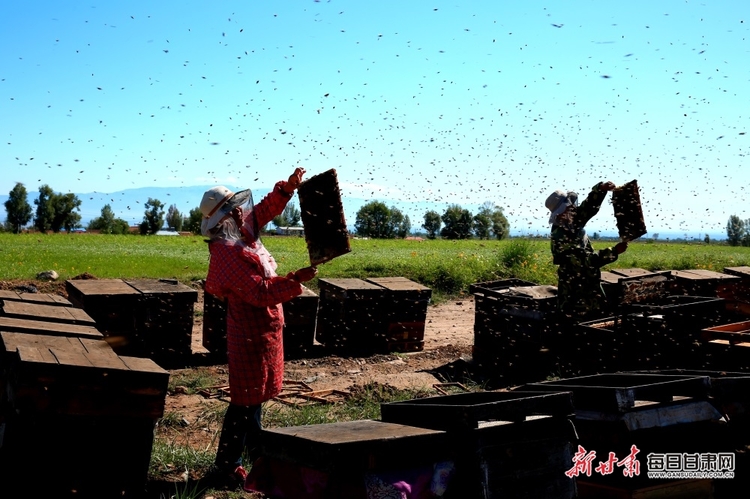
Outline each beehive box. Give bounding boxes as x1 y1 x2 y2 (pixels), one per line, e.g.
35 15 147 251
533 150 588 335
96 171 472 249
1 413 160 498
250 420 453 499
567 317 623 375
524 373 731 495
628 368 750 437
65 278 140 341
471 333 558 385
470 280 559 381
670 269 740 300
0 331 168 418
700 320 750 371
523 373 712 413
66 278 198 361
380 390 574 431
280 286 319 358
471 281 558 343
720 266 750 316
0 318 104 427
201 290 227 359
365 277 431 352
315 278 387 353
202 287 319 360
297 168 351 266
624 294 725 334
0 331 168 497
612 179 647 241
600 269 672 312
471 280 558 342
381 391 577 499
125 279 197 361
618 294 721 371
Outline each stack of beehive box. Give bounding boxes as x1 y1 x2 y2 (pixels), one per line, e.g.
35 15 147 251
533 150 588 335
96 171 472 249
523 373 732 498
0 290 168 498
315 278 387 353
315 277 432 354
202 285 320 361
365 277 431 353
470 279 559 382
65 278 197 363
380 390 577 499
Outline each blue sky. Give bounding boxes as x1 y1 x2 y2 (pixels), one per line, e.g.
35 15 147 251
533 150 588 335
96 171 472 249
2 1 748 238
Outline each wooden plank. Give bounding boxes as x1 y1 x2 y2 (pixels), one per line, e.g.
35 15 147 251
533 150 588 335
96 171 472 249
0 290 21 301
48 343 96 368
266 419 442 446
119 355 170 376
64 307 99 325
3 301 73 322
125 278 198 300
1 291 71 307
600 271 621 284
17 293 73 306
611 268 657 278
20 293 57 304
15 344 59 364
65 278 141 296
701 329 750 345
680 269 739 281
78 337 128 369
1 301 96 326
366 276 431 292
0 316 102 339
673 269 738 281
709 339 750 348
2 331 67 353
1 331 113 358
319 278 382 292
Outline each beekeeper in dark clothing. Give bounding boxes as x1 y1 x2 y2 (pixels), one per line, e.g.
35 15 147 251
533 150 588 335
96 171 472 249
546 181 628 320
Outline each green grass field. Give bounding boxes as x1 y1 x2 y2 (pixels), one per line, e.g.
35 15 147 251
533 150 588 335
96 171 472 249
2 233 750 298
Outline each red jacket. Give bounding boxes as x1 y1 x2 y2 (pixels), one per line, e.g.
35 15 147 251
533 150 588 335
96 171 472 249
205 182 302 405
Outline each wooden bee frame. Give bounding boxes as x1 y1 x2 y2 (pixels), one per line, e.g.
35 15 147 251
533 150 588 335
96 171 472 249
298 169 351 266
612 179 647 241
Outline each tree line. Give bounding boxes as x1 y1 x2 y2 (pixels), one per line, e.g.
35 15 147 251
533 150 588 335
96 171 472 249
726 215 750 246
4 182 510 240
2 182 305 236
354 200 510 240
2 182 194 235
